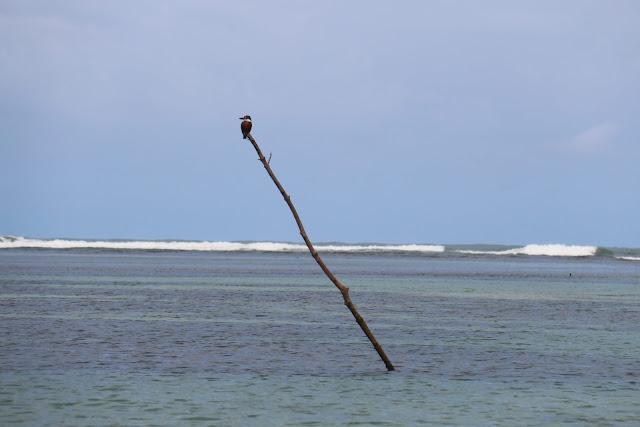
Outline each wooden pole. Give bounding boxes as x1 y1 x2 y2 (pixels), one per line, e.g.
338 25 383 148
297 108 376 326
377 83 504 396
244 132 395 371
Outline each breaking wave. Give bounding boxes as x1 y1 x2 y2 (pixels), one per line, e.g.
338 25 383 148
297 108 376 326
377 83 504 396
1 236 636 259
0 236 444 253
455 244 598 257
616 256 640 262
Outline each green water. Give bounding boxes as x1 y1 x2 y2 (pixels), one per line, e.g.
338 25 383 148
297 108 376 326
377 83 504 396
1 249 639 425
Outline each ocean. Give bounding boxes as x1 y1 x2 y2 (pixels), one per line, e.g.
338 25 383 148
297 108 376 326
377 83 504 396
1 237 639 425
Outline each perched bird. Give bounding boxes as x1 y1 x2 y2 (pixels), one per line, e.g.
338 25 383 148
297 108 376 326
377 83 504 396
239 115 252 139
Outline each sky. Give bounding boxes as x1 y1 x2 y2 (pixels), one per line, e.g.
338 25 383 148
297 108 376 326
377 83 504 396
1 0 639 247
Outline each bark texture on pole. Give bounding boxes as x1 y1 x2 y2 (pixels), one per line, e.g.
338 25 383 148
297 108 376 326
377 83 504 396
245 132 395 371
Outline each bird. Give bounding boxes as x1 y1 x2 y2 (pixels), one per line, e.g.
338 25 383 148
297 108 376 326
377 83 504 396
239 115 252 139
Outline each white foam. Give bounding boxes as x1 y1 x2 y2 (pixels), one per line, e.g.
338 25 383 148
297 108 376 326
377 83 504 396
515 244 597 257
0 236 444 253
457 244 597 257
312 244 445 253
0 237 300 252
616 256 640 261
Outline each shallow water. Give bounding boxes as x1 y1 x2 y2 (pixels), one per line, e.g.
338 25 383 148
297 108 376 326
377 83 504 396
1 249 639 425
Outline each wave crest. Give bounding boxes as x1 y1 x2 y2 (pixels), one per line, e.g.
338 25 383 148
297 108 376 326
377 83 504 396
0 236 444 253
2 237 624 258
457 244 598 257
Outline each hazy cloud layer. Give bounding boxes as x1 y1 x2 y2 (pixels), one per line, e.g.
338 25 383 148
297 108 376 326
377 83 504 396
555 121 618 156
1 1 639 246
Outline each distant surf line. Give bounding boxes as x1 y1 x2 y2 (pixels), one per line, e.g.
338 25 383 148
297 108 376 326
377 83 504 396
455 243 597 257
2 236 632 260
0 236 444 254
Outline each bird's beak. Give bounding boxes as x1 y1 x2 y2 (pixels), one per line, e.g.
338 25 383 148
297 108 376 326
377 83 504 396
239 117 244 120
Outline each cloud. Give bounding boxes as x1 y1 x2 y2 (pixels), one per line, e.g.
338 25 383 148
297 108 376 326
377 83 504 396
553 121 618 156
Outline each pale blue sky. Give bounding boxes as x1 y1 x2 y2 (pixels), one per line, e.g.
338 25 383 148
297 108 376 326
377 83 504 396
1 1 639 246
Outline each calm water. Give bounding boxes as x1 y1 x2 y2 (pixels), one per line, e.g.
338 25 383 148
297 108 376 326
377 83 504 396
1 248 639 425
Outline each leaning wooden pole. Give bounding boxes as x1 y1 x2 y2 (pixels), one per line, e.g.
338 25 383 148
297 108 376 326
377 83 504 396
244 132 395 371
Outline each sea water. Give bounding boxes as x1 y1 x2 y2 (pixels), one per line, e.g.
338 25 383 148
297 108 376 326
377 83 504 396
1 238 639 425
